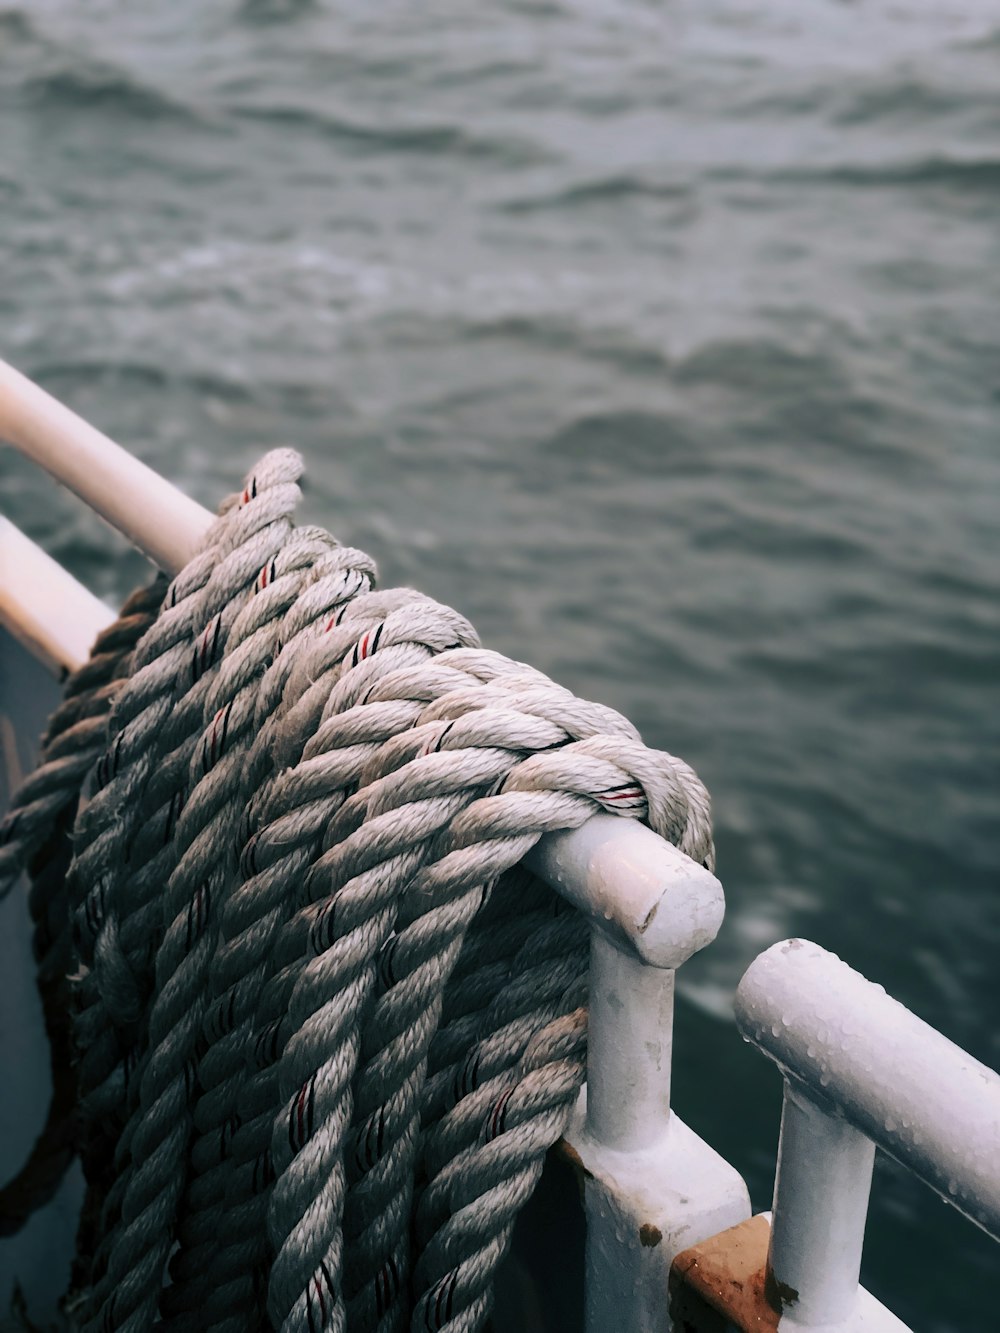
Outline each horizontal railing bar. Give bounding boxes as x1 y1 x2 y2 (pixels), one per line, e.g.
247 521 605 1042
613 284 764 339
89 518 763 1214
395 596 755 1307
0 357 212 573
735 939 1000 1240
1 357 725 968
524 816 723 970
0 516 115 676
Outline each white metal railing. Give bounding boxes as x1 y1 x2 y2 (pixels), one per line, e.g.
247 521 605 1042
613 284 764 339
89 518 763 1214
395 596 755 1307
0 358 211 573
2 357 999 1332
735 939 1000 1331
0 516 114 675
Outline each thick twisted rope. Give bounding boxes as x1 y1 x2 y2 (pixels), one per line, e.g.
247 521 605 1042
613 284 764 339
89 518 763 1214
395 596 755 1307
0 580 166 901
0 581 165 1237
2 448 714 1333
164 545 382 1333
267 670 707 1333
71 452 307 1333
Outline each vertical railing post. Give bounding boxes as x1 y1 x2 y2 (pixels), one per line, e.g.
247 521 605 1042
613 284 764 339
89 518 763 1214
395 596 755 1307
585 929 674 1152
527 825 750 1333
768 1079 875 1324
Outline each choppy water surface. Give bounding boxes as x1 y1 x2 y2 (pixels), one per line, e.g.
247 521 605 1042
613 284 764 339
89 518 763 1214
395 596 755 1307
2 2 999 1327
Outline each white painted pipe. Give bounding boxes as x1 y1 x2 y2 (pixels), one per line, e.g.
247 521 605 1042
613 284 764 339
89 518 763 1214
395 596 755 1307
527 823 725 1144
0 357 212 573
735 939 1000 1240
768 1078 875 1325
0 516 115 675
583 929 674 1151
524 819 724 968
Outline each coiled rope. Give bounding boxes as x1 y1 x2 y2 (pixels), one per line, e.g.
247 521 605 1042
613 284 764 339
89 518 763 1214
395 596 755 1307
0 451 714 1333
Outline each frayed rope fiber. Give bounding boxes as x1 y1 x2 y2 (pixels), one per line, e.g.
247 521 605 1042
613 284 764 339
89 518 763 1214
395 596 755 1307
0 450 714 1333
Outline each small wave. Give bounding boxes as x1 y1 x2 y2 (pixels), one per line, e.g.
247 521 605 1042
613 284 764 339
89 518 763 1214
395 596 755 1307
822 156 1000 191
430 58 542 91
501 173 688 213
20 62 205 124
0 7 38 44
673 338 836 393
27 359 254 403
462 314 669 376
504 0 566 16
717 156 1000 192
727 85 835 119
0 6 65 69
832 77 970 126
733 76 969 125
1 10 205 129
225 101 548 165
956 26 1000 53
697 517 868 569
538 409 705 472
238 0 317 23
669 339 931 473
0 6 49 48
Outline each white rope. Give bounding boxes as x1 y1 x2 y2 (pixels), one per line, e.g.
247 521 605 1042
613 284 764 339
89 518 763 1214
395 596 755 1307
1 449 715 1333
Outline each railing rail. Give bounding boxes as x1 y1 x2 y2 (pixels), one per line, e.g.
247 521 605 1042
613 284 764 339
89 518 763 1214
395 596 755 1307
0 357 211 573
0 516 114 675
736 939 1000 1238
733 939 1000 1330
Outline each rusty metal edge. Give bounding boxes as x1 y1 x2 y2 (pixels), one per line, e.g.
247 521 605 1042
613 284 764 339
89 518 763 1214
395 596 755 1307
668 1213 782 1333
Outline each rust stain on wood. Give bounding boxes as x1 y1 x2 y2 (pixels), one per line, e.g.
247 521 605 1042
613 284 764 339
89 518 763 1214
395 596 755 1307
668 1214 784 1332
553 1136 591 1206
554 1138 589 1175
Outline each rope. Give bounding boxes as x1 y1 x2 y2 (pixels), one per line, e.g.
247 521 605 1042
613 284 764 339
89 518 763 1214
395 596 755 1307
1 450 714 1333
0 579 165 1236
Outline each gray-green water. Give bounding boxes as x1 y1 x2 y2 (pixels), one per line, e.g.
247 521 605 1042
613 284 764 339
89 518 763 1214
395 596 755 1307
1 2 998 1328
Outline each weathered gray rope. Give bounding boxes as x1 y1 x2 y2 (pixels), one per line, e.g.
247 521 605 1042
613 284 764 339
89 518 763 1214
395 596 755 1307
5 448 714 1333
162 589 479 1333
0 580 165 1237
0 579 166 901
333 680 702 1331
414 998 589 1333
71 451 307 1333
164 544 381 1333
153 540 385 1330
87 529 341 1333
